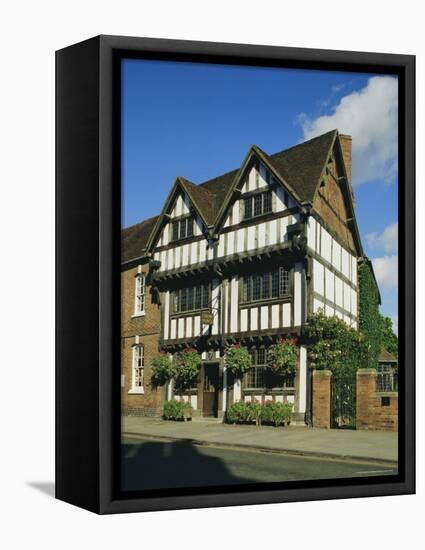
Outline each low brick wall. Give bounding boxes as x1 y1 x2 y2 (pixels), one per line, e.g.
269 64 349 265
356 369 398 431
312 370 332 429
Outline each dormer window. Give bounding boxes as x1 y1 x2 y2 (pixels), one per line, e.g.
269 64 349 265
171 215 194 241
243 190 272 220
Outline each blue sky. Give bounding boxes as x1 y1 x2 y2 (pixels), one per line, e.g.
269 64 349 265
122 59 398 329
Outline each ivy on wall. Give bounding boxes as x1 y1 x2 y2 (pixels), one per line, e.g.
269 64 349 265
358 259 381 369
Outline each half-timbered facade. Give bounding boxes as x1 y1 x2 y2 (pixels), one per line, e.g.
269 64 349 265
122 130 374 423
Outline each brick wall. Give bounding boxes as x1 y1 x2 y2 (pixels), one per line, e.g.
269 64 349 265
312 369 332 429
356 368 398 431
121 263 164 416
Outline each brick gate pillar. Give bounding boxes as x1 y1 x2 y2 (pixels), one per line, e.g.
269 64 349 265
312 369 332 429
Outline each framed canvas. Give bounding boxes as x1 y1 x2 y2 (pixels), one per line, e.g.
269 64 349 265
56 35 415 514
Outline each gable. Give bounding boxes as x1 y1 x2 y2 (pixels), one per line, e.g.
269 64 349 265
154 189 206 249
312 142 357 253
219 152 300 231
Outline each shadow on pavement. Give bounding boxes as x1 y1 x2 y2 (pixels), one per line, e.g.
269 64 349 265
26 481 55 498
121 438 251 492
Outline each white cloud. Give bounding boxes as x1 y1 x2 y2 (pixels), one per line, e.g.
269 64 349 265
371 254 398 291
366 222 398 254
391 315 398 335
297 76 398 186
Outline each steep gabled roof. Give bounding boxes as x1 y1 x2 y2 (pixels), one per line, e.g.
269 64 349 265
379 349 397 362
123 130 364 262
267 129 337 204
179 177 217 226
121 215 159 264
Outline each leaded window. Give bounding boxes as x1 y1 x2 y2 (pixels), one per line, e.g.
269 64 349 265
243 348 295 389
134 273 146 315
243 190 273 220
172 284 209 314
171 215 194 241
242 267 290 304
377 364 398 392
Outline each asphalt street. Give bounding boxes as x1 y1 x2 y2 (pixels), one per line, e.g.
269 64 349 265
121 435 397 492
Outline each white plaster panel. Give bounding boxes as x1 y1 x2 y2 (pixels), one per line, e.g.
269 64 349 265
341 248 350 278
186 317 192 338
240 309 248 332
325 268 335 303
321 228 332 263
332 240 341 272
271 304 279 328
227 231 234 255
163 292 170 340
230 277 239 332
236 228 245 253
307 217 316 251
258 223 266 248
343 282 351 313
313 298 324 313
313 259 324 296
250 308 258 330
194 315 201 337
275 187 285 212
178 318 184 338
170 319 176 339
351 256 357 285
335 276 343 307
261 306 269 329
268 219 277 246
282 303 291 327
232 201 240 225
294 263 302 325
217 234 225 258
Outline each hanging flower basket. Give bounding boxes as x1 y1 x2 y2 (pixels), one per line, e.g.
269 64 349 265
150 353 176 385
224 344 252 377
267 337 298 376
175 347 202 388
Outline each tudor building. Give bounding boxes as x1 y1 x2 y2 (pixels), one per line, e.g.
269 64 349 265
122 130 377 423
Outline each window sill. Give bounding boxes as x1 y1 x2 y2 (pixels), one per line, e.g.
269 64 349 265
128 388 144 395
131 312 146 319
240 296 291 308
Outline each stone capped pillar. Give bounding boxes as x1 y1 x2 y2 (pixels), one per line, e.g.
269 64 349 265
312 369 332 429
356 368 377 430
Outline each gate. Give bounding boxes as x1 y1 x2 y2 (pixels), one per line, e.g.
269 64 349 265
331 373 356 429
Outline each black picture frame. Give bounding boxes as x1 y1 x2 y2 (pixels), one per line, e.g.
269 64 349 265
56 35 415 514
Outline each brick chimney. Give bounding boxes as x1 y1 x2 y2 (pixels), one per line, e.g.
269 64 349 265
339 134 352 184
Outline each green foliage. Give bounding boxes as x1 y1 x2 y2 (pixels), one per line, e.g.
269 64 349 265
163 399 193 421
267 338 298 376
226 400 293 427
151 354 176 385
175 348 202 389
224 345 252 377
305 310 367 380
378 314 398 358
226 400 250 424
358 260 381 369
261 401 293 427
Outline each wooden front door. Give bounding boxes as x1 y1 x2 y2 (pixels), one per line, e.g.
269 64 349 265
202 364 219 417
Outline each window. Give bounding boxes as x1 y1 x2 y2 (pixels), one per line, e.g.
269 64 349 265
243 190 272 219
377 364 398 392
172 284 209 314
243 348 295 389
134 273 146 315
131 344 144 393
242 267 290 303
171 216 194 241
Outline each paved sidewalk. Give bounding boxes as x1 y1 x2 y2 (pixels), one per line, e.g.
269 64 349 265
122 416 398 464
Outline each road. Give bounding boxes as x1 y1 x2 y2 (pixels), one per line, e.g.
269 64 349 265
121 435 397 492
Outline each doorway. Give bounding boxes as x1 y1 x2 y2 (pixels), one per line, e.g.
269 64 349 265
202 364 219 417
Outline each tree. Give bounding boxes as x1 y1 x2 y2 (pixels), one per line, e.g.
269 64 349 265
378 314 398 358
